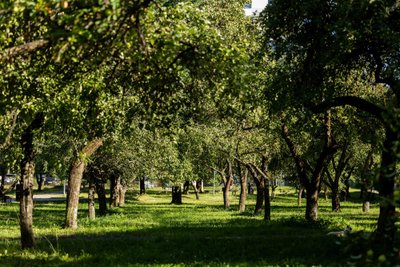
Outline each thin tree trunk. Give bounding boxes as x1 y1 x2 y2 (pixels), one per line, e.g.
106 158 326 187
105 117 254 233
239 168 248 213
297 187 304 207
65 138 103 229
36 173 44 191
264 179 271 221
20 114 43 249
88 179 96 221
95 180 107 216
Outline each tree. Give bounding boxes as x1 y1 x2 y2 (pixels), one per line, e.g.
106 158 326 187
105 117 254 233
262 0 400 254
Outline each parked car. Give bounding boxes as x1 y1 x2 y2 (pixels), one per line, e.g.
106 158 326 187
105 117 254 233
3 174 16 185
44 176 61 185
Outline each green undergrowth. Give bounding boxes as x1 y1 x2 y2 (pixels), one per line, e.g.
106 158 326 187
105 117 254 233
0 187 396 266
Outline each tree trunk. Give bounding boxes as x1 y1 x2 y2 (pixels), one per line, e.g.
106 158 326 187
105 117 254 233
191 181 199 200
239 168 248 213
19 114 43 249
331 187 340 212
305 186 319 222
183 181 190 194
65 138 103 229
95 180 107 216
297 187 304 207
264 179 271 221
171 185 182 204
139 177 145 194
197 179 204 193
254 177 264 214
0 166 6 189
118 185 126 206
374 129 397 253
110 175 121 208
362 201 370 213
36 173 44 191
88 180 96 221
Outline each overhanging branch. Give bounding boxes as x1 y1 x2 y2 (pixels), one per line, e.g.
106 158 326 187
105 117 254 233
310 96 385 123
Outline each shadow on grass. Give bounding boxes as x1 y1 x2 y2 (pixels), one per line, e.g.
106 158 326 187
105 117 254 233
0 219 339 267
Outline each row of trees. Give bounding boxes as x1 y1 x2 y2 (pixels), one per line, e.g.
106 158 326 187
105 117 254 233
0 0 398 260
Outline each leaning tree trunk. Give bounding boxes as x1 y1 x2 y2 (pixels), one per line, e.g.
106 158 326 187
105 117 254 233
65 138 103 229
139 177 146 194
20 114 43 249
88 179 96 221
374 129 397 254
191 181 199 200
95 179 107 216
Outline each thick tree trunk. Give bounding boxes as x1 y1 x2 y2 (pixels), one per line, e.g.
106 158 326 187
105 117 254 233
88 180 96 221
331 187 340 212
171 185 182 204
95 180 107 216
374 129 397 253
19 114 43 249
305 186 319 222
223 186 231 209
139 177 145 194
65 138 103 229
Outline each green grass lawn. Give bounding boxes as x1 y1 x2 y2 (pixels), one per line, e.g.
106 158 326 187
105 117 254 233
0 187 395 266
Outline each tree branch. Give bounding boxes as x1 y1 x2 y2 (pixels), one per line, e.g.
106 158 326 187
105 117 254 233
0 40 49 62
310 96 385 123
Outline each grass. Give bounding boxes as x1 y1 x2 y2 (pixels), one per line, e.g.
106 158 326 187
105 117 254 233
0 186 396 266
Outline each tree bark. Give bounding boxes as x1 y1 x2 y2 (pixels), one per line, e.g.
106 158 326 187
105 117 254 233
36 173 44 191
191 181 199 200
19 113 43 249
171 185 182 204
88 179 96 221
239 168 248 213
65 138 103 229
110 175 122 208
297 187 304 207
95 179 107 216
